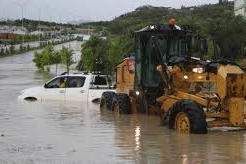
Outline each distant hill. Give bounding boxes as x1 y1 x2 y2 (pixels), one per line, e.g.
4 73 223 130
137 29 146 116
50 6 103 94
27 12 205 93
68 19 92 25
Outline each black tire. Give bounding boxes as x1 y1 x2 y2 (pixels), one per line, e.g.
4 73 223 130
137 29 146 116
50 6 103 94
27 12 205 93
100 91 115 110
111 93 131 114
168 100 207 134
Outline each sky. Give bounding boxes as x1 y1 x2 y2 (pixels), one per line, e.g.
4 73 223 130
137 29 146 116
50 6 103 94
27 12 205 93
0 0 221 23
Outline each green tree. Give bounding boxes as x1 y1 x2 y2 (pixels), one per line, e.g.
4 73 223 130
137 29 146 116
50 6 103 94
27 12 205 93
32 45 56 71
80 47 94 71
204 15 246 61
78 36 110 73
107 37 125 72
50 51 62 75
42 45 55 71
33 51 44 70
60 46 74 73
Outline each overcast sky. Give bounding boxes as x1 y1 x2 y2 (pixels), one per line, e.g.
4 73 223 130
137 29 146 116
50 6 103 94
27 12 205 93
1 0 220 23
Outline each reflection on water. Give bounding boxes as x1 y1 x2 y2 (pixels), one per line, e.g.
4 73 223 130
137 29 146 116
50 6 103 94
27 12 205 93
0 41 246 163
134 126 141 152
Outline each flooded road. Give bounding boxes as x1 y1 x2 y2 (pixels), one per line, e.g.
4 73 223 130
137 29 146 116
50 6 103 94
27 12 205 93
0 41 246 163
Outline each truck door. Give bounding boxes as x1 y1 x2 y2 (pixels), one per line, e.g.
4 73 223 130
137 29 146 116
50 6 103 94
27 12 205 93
43 76 66 101
65 76 87 101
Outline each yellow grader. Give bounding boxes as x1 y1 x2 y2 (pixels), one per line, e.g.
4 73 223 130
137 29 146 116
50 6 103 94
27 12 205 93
100 22 246 133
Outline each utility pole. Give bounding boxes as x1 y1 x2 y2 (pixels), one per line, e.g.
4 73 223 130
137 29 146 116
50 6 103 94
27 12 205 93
38 8 41 43
21 5 24 45
12 0 31 45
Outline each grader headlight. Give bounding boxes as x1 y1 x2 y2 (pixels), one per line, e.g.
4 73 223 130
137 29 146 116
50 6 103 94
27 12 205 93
192 67 204 74
183 74 188 80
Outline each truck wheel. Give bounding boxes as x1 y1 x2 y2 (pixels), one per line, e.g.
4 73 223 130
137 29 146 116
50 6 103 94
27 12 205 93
100 91 115 111
111 93 131 114
168 100 207 134
112 98 121 115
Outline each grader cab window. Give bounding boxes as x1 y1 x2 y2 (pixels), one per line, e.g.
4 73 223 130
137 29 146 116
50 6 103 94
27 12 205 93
167 36 182 57
136 33 186 88
143 37 162 87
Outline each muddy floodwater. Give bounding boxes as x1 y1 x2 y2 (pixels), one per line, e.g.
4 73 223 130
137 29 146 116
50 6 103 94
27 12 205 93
0 41 246 164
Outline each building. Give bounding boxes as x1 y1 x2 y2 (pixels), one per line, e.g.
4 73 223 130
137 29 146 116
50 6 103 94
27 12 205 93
0 26 27 41
29 30 45 36
234 0 246 17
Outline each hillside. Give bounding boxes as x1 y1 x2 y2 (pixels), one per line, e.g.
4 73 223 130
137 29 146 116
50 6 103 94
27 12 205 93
86 2 246 61
88 2 235 35
76 2 246 73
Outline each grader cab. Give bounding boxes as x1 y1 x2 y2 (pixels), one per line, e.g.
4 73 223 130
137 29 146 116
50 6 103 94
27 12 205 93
100 22 246 133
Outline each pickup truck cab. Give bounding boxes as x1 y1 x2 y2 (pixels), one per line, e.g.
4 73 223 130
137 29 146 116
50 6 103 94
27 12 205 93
18 73 115 102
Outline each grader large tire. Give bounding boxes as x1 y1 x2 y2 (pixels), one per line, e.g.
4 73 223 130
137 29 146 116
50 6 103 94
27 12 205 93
100 91 116 111
111 93 131 114
168 100 207 134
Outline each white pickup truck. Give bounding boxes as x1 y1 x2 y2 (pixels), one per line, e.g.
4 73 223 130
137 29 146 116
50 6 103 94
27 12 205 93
18 73 115 102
